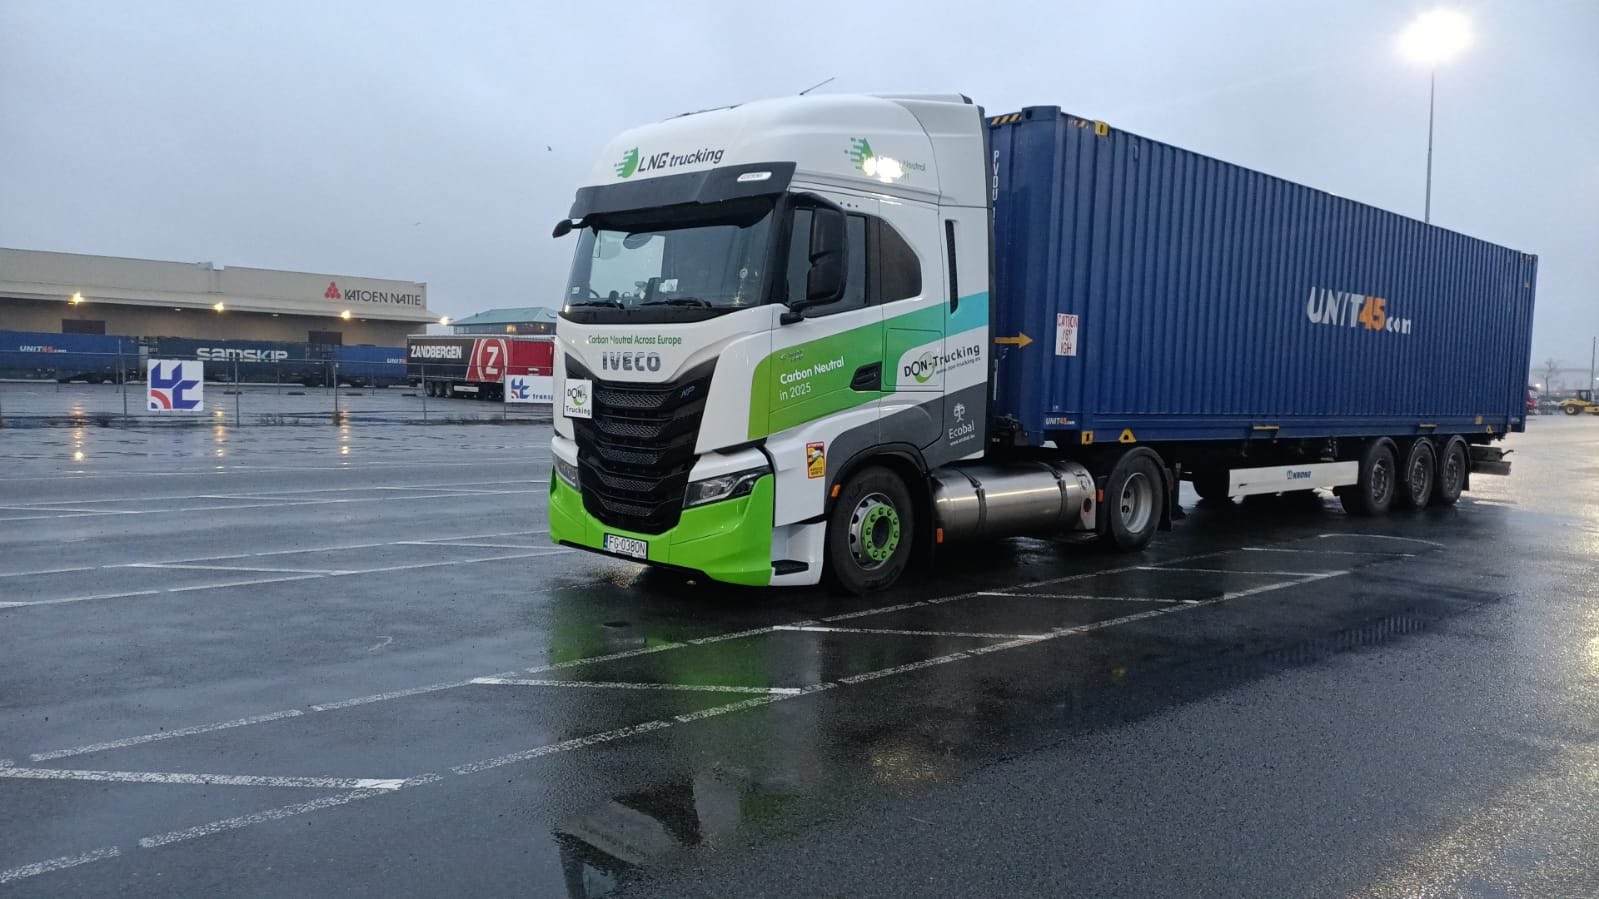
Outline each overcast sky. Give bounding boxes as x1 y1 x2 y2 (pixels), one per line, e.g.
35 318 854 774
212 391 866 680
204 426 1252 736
2 1 1594 368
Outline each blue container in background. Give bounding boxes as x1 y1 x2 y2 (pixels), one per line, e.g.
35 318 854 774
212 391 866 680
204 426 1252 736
987 107 1537 445
0 330 141 382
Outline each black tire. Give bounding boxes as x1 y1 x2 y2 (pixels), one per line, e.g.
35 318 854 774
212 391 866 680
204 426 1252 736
1430 437 1468 506
824 465 915 595
1563 404 1579 415
1338 438 1398 516
1097 451 1164 552
1394 439 1436 510
1191 468 1232 502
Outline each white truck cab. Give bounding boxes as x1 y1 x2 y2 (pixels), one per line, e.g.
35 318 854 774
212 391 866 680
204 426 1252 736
549 94 1000 591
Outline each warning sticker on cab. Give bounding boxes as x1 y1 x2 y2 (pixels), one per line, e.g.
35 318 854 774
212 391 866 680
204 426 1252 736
1055 314 1079 357
806 442 826 479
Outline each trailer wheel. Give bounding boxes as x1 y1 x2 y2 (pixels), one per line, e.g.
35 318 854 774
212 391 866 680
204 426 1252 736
1097 451 1163 552
824 465 914 595
1191 469 1232 503
1395 439 1436 510
1430 437 1468 506
1338 438 1397 516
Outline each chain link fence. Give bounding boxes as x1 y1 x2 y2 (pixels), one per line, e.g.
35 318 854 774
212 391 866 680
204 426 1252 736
0 351 551 428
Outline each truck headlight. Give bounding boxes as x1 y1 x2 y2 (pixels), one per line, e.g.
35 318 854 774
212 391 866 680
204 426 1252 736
554 457 581 489
684 466 769 508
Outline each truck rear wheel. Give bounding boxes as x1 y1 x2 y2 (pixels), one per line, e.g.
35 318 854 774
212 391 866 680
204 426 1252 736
1097 451 1163 552
1394 439 1436 510
825 465 915 595
1338 438 1397 516
1430 437 1468 506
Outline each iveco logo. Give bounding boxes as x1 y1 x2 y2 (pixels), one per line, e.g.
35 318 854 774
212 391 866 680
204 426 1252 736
601 351 662 372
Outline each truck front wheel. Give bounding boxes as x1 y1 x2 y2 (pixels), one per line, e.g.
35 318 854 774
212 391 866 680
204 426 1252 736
825 465 915 595
1097 451 1163 552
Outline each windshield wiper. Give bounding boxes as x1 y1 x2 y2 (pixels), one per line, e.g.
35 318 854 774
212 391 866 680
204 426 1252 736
566 299 625 309
641 296 714 308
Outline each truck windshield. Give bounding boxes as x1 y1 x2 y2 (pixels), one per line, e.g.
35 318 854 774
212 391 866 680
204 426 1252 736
564 197 775 313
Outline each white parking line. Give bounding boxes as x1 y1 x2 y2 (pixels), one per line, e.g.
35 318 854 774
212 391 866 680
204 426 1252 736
309 679 490 712
0 551 573 611
450 720 675 776
0 565 107 579
0 847 122 885
120 563 346 575
975 592 1187 603
30 710 306 762
773 624 1042 640
1243 546 1415 557
3 558 1369 880
1316 532 1445 548
471 677 803 695
137 790 390 849
0 767 407 791
1137 566 1332 577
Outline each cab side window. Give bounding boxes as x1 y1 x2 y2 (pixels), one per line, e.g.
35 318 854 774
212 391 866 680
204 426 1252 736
878 220 922 302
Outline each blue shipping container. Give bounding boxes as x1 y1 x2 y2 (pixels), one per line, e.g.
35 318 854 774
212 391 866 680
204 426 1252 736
0 330 141 382
988 108 1537 444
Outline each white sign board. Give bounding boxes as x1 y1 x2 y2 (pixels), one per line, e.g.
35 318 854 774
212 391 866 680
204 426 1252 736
563 378 594 419
505 374 554 405
1055 313 1079 357
147 359 204 412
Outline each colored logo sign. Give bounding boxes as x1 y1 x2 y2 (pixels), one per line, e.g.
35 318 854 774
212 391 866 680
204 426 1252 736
806 442 826 479
615 148 639 179
324 281 341 300
148 360 204 412
509 377 530 401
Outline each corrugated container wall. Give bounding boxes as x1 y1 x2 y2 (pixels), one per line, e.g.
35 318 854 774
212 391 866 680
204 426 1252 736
988 108 1537 444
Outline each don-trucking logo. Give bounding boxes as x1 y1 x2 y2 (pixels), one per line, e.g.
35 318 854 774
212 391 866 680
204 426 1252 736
614 146 724 179
1304 286 1413 335
846 137 927 181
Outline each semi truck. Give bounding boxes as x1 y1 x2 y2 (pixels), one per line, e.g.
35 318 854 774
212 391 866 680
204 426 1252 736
406 334 555 399
546 94 1537 592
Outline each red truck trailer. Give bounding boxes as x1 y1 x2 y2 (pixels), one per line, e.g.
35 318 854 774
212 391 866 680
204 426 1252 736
405 334 554 400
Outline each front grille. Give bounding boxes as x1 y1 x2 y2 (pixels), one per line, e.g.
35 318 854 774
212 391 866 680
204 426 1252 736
569 356 716 534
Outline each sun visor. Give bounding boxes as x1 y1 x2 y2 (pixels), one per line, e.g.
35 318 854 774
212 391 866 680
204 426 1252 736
566 162 796 221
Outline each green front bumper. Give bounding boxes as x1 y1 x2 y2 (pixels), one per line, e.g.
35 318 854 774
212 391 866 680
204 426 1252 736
548 474 774 586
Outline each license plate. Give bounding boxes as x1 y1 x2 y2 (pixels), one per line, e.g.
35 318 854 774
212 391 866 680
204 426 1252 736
603 534 648 560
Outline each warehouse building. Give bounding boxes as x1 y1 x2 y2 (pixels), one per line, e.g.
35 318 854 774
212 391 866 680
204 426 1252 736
0 247 437 345
449 306 558 335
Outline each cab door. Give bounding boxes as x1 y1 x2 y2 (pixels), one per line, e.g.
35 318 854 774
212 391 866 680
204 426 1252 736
761 195 882 441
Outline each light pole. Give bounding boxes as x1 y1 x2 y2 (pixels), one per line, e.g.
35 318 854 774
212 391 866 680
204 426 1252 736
1399 9 1472 223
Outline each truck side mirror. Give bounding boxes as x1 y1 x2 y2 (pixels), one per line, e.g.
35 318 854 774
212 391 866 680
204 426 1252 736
783 200 848 324
806 207 846 303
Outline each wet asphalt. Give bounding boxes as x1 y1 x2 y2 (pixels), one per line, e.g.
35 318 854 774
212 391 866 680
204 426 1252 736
1 390 1596 897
